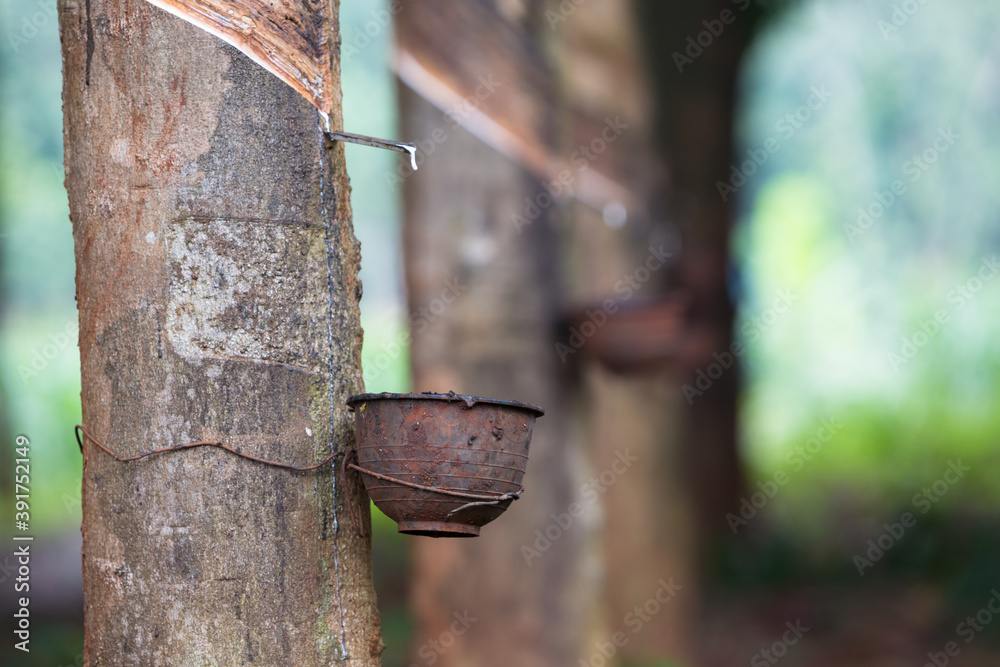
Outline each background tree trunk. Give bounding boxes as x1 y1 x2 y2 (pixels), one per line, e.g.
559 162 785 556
59 0 382 664
395 3 600 666
637 0 752 544
550 2 698 662
399 92 596 666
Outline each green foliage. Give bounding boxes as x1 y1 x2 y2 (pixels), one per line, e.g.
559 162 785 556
0 314 82 533
0 624 83 667
341 0 411 395
1 0 81 533
736 0 1000 528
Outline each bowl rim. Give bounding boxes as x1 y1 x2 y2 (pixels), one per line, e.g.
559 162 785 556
346 391 545 417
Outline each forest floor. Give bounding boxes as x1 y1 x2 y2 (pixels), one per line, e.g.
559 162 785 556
700 513 1000 667
702 583 1000 667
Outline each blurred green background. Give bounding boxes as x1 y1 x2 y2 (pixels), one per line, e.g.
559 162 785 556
3 0 1000 664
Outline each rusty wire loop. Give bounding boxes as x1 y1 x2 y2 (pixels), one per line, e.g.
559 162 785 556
345 461 523 503
340 449 523 536
79 426 375 538
341 449 367 537
75 426 520 537
75 424 342 472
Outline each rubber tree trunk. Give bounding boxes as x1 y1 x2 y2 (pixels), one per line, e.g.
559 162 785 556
550 2 698 662
398 84 596 667
637 0 752 542
394 4 599 664
59 1 382 664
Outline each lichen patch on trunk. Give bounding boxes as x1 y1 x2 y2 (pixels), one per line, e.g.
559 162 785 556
165 217 330 371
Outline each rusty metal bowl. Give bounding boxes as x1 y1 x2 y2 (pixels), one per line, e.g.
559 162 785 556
345 392 544 537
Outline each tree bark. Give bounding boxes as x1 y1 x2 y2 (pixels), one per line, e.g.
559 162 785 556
59 1 382 664
398 85 597 667
395 4 600 665
637 0 751 542
546 2 698 662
